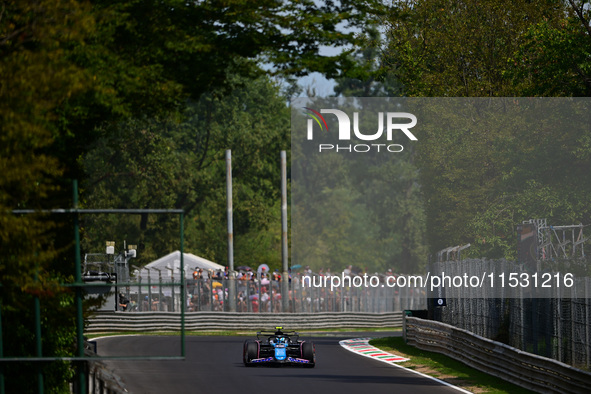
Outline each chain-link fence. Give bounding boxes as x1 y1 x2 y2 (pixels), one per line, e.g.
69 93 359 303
431 258 591 369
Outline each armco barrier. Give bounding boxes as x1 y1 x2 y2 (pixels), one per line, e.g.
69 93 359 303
85 311 403 333
76 343 128 394
404 316 591 394
86 361 127 394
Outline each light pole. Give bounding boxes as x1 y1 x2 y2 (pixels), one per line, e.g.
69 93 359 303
226 150 236 312
281 151 289 312
106 241 116 310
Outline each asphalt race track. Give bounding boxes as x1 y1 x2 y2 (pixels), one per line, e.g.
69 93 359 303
96 333 464 394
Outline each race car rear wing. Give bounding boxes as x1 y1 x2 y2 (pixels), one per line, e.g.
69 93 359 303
256 327 300 341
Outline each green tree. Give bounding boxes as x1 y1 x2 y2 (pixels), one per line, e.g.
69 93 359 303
291 97 427 274
0 1 94 392
413 99 591 258
81 74 290 270
332 35 427 272
382 0 563 97
333 28 404 97
465 99 591 258
379 0 591 258
1 0 385 391
507 1 591 96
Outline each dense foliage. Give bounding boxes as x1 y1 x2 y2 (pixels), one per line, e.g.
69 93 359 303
378 0 591 258
80 74 290 268
0 0 381 391
2 0 591 390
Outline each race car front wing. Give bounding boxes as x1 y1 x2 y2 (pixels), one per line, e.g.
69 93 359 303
250 356 312 364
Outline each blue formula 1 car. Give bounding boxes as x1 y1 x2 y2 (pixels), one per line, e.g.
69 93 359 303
243 327 315 367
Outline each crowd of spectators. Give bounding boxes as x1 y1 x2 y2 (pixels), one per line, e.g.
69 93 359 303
118 264 405 312
184 265 402 312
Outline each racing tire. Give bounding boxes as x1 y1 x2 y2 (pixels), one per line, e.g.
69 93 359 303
243 340 258 367
301 341 315 368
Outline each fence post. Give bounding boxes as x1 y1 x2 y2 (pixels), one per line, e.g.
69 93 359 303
557 285 562 362
73 180 86 394
571 283 576 365
403 312 409 343
586 278 590 369
147 269 152 311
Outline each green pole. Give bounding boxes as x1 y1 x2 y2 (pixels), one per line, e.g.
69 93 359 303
0 303 4 394
73 181 85 393
34 270 43 394
180 213 185 358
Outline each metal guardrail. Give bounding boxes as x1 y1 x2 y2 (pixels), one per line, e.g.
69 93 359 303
404 316 591 393
85 361 128 394
85 311 403 333
76 342 128 394
431 258 591 369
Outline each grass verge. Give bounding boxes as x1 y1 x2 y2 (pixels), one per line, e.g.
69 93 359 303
369 337 535 394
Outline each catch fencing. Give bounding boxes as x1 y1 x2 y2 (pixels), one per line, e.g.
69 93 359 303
404 316 591 393
431 258 591 369
112 274 426 314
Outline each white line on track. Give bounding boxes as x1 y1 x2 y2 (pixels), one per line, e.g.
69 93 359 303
339 338 473 394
